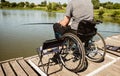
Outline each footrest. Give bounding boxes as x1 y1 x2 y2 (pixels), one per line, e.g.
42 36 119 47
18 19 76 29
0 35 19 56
106 45 120 51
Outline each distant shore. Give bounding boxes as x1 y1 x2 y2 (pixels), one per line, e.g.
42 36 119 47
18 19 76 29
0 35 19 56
0 7 66 13
0 7 120 18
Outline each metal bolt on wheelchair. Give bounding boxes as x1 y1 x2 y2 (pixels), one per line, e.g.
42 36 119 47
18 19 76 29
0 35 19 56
36 20 106 75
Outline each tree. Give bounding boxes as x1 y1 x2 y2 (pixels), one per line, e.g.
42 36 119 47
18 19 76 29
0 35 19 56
92 0 100 9
41 0 47 6
47 2 60 11
104 2 113 9
10 2 17 7
52 2 58 10
25 2 30 7
98 7 105 16
113 3 120 9
62 3 67 7
18 2 25 7
47 2 52 11
29 3 35 8
100 2 120 9
1 1 10 7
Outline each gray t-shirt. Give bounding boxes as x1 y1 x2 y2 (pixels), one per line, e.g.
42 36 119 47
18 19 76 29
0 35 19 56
65 0 94 30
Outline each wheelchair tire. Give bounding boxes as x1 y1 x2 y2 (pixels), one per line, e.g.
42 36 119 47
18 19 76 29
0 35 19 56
86 33 106 62
59 33 85 72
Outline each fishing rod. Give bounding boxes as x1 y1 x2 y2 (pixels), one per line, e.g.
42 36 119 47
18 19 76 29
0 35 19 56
23 23 55 25
23 22 120 33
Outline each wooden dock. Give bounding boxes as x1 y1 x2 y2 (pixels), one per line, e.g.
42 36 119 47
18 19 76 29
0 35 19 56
0 34 120 76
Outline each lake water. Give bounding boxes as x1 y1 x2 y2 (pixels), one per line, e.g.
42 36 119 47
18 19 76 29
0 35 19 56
0 9 120 61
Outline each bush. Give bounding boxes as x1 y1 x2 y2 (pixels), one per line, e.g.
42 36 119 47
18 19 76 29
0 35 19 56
98 7 105 16
47 2 62 11
52 2 57 10
29 3 35 8
47 2 52 11
62 3 67 7
18 2 25 7
111 11 120 17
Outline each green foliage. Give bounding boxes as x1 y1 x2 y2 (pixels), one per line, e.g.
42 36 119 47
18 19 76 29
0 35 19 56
1 1 10 7
92 0 120 9
113 3 120 9
104 2 114 9
25 2 30 7
62 3 67 7
47 2 62 11
58 2 62 9
100 2 120 9
18 2 25 7
98 8 105 16
47 2 52 11
29 3 35 8
10 2 17 7
111 11 120 17
40 1 47 6
92 0 100 9
52 2 58 10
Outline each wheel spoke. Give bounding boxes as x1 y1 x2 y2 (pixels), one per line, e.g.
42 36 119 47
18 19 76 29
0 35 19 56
60 33 85 72
86 33 106 62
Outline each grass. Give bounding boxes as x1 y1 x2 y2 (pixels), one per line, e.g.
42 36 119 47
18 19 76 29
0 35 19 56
94 9 120 17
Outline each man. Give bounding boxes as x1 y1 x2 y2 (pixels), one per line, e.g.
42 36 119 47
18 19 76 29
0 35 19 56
53 0 94 39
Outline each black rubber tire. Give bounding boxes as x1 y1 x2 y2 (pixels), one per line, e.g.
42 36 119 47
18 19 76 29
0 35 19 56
86 33 106 62
59 33 85 72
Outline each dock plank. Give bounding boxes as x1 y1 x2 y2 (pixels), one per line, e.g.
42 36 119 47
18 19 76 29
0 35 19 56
78 55 113 76
0 65 4 76
114 58 120 65
2 62 15 76
111 35 120 41
18 59 38 76
97 62 120 76
10 60 27 76
105 36 120 56
27 57 78 76
105 37 120 46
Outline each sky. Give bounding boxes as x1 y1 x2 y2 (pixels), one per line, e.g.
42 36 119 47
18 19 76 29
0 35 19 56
6 0 120 4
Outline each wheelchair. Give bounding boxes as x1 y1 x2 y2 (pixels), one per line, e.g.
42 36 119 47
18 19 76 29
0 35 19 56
37 20 106 74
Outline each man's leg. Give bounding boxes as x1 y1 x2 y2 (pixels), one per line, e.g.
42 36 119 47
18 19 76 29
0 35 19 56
53 23 70 39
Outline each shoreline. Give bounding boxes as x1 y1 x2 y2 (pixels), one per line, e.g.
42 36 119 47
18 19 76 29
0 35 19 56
0 8 120 17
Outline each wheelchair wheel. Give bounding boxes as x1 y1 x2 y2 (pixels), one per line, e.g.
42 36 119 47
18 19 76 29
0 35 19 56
59 33 85 72
86 33 106 62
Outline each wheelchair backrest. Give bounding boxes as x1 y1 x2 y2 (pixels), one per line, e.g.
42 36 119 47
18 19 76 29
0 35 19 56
77 20 97 42
77 20 97 35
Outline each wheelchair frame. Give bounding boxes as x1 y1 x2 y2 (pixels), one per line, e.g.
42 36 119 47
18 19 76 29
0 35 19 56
36 21 106 75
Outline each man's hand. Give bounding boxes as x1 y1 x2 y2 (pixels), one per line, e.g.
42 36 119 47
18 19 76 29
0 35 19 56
59 16 71 27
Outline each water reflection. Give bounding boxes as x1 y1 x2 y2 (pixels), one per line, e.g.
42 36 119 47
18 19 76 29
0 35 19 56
47 12 56 18
2 11 9 16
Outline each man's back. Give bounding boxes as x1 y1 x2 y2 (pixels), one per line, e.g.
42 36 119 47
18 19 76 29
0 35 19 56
65 0 94 30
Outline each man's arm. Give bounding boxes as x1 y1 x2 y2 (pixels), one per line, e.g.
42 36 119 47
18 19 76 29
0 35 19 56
59 16 71 27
